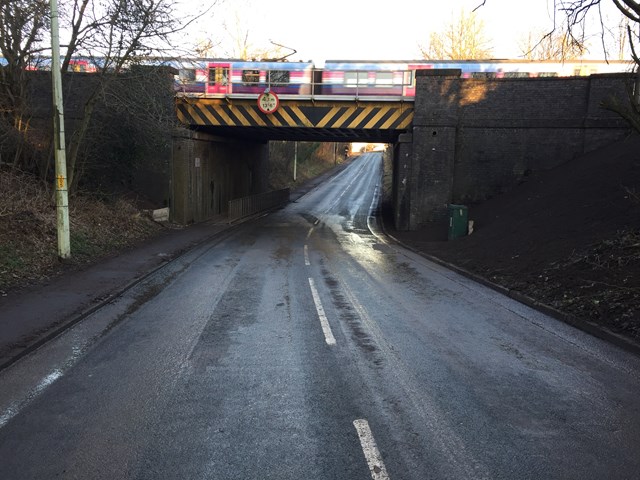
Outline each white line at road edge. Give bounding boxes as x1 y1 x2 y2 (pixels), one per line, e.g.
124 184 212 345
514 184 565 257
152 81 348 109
304 245 311 266
353 419 390 480
0 369 63 429
308 278 336 346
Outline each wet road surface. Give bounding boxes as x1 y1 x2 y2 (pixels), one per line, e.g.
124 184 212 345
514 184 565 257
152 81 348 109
1 153 640 479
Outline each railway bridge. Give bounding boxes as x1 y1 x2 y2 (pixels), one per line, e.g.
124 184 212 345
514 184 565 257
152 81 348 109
173 70 633 229
172 92 416 225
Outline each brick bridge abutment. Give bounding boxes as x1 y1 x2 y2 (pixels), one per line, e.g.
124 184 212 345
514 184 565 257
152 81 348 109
394 68 635 230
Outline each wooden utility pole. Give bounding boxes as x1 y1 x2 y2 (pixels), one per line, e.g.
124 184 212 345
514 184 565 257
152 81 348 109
50 0 71 259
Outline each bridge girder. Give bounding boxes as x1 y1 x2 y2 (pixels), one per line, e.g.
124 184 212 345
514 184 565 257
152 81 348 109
175 97 414 143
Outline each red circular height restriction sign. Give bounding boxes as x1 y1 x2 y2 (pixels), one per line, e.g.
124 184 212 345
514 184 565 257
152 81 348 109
258 91 279 114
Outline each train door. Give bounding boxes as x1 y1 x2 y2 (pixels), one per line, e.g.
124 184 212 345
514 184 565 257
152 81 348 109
207 62 231 95
312 69 323 95
405 63 434 97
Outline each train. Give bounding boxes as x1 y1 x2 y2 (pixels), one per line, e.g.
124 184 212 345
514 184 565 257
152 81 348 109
3 55 632 98
173 59 634 98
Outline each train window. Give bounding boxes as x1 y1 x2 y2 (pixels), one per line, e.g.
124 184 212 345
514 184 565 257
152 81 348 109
209 67 229 85
181 69 196 82
267 70 290 86
69 60 89 72
344 71 368 86
242 69 260 85
375 72 393 85
503 72 529 78
538 72 558 77
470 72 495 79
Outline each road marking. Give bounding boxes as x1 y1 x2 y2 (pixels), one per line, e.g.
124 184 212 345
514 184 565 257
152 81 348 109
306 227 314 239
323 159 368 214
304 245 311 266
308 278 336 346
366 184 380 234
353 419 390 480
0 369 63 429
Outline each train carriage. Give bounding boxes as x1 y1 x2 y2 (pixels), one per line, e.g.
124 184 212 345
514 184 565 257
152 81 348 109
169 58 633 98
321 61 410 96
324 59 632 97
174 60 208 93
206 60 314 96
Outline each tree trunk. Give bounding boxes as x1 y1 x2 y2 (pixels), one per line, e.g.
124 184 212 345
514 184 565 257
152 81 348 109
66 89 100 192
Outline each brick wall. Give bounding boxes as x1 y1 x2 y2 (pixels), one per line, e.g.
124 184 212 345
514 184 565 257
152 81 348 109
24 68 176 205
402 70 634 229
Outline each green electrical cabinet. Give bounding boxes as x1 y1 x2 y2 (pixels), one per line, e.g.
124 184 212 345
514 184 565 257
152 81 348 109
448 204 468 240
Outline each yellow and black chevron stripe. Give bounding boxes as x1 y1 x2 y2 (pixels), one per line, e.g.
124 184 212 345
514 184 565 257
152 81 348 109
176 99 414 131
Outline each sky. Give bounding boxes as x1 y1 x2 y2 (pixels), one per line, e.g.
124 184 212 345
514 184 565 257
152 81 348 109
177 0 628 64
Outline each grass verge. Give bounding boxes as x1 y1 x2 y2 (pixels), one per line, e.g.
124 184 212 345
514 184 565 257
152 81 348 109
0 168 163 294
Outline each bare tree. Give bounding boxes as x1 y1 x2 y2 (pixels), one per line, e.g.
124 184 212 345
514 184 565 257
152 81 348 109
56 0 217 191
557 1 639 63
420 10 494 60
520 28 587 59
474 0 638 64
198 10 284 60
193 38 219 57
60 0 174 189
1 0 215 190
613 15 631 59
0 0 48 171
477 0 640 131
555 1 640 131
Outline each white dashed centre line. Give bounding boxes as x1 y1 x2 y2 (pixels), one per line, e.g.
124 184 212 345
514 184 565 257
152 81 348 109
308 277 336 346
304 245 311 266
353 419 390 480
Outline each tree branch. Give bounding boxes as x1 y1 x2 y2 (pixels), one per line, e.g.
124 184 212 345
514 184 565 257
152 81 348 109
472 1 487 12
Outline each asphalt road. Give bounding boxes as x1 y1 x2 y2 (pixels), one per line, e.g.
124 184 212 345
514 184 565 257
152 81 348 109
1 152 639 479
